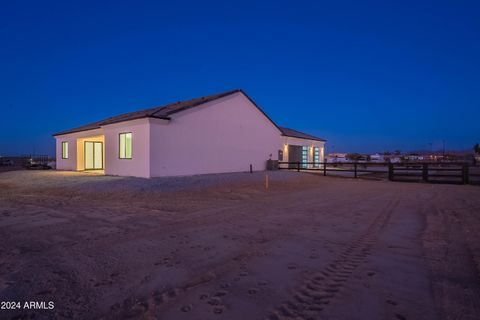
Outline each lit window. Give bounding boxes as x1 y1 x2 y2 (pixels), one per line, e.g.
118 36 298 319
302 146 308 168
119 132 132 159
314 147 320 167
62 142 68 159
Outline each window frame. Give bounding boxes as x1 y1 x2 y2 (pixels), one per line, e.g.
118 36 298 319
301 146 308 168
84 141 104 170
313 147 320 168
118 132 133 159
61 141 69 159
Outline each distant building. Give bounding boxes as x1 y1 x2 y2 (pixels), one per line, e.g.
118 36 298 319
326 153 348 163
370 153 385 163
405 154 425 161
382 154 402 163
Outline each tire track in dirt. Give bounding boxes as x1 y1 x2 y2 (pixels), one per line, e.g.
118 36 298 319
105 223 301 319
101 189 390 319
267 197 400 320
6 185 376 252
1 177 397 319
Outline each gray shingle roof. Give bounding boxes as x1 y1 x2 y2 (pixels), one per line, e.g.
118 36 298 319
279 127 326 142
53 89 241 136
53 89 326 142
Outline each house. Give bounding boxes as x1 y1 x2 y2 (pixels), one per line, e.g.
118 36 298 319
370 153 385 163
384 155 402 163
405 154 425 161
53 89 326 178
325 153 348 163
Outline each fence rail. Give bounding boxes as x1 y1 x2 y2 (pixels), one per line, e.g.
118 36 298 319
277 161 480 185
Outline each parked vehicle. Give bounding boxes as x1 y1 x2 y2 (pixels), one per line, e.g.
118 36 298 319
24 155 52 170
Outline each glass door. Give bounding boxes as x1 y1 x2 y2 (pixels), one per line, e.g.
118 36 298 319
314 147 320 167
84 141 103 170
302 146 308 168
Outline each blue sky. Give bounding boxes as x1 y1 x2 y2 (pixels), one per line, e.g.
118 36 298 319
1 0 479 155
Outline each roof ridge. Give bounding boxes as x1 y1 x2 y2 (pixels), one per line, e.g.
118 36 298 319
150 89 241 118
53 89 243 136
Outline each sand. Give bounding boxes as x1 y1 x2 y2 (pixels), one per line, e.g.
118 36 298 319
0 170 479 320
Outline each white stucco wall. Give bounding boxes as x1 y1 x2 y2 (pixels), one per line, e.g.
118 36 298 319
55 128 104 171
102 118 151 178
149 92 282 177
54 119 150 178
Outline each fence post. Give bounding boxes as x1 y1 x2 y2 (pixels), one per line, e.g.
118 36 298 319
297 162 300 172
323 161 327 176
388 163 394 181
250 164 253 173
354 162 358 178
462 164 469 184
422 163 428 182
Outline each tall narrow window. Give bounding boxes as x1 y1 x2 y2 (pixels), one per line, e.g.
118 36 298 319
62 142 69 159
314 147 320 168
301 146 308 168
119 132 132 159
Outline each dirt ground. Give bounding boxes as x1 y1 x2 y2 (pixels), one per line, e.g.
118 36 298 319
1 170 479 320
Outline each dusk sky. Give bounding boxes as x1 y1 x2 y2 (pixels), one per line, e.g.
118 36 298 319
1 0 479 155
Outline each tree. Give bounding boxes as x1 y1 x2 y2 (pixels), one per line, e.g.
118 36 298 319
474 143 480 154
394 150 401 155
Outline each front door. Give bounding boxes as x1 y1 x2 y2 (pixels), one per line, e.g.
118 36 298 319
84 141 103 170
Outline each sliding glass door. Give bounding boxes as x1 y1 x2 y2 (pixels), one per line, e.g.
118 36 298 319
84 141 103 170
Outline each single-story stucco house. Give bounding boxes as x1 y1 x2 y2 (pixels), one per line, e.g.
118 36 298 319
53 89 326 178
